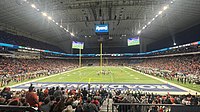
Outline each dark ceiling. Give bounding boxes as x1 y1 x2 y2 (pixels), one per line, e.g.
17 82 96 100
0 0 200 53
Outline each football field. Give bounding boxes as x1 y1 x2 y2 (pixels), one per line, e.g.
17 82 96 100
38 66 163 83
12 66 196 94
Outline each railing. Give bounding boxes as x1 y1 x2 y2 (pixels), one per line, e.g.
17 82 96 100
112 103 200 112
0 105 37 112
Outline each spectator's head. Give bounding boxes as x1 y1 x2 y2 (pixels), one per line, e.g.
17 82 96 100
87 97 91 103
28 86 35 92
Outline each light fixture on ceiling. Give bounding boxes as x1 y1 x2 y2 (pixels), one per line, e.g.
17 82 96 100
158 11 163 15
136 0 174 35
137 30 141 34
42 12 47 17
70 33 74 36
173 43 176 45
163 5 169 10
31 4 36 8
48 16 52 20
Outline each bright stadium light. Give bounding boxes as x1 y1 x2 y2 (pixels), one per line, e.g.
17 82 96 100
31 4 36 8
137 30 141 34
158 11 163 15
48 16 52 20
42 12 47 17
155 14 159 18
70 33 74 36
163 5 169 10
174 43 176 45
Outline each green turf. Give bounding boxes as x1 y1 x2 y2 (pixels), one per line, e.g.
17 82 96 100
159 77 200 93
37 66 163 84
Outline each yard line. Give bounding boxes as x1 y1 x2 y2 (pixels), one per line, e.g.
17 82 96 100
78 67 97 83
8 67 85 89
125 66 199 95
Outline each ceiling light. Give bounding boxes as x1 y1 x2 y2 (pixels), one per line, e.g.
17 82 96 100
137 30 141 34
171 1 174 4
155 14 159 18
142 27 145 30
60 25 63 28
89 36 91 37
85 36 87 37
36 8 40 11
158 11 163 15
52 20 55 22
70 33 74 36
174 43 176 45
31 4 36 8
48 16 52 20
56 22 59 25
163 5 169 10
152 18 155 21
42 12 47 17
147 21 151 25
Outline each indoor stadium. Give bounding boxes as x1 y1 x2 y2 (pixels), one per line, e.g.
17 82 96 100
0 0 200 112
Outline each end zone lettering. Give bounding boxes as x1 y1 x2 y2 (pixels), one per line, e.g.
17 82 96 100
12 82 186 92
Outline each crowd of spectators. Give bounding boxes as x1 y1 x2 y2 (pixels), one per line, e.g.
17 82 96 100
0 84 108 112
0 57 78 86
132 54 200 84
0 31 64 52
112 90 200 112
151 44 200 56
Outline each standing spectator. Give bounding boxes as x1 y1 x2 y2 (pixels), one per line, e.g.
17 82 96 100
26 86 39 107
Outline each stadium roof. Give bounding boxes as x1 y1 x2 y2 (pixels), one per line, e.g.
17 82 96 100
0 0 200 53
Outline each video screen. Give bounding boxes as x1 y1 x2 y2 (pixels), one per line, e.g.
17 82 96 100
95 24 109 33
72 41 84 49
127 37 140 46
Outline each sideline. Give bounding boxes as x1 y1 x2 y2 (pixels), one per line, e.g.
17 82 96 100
125 66 199 95
6 67 85 89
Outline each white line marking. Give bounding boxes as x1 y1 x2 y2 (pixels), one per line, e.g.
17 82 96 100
7 67 85 89
125 66 199 95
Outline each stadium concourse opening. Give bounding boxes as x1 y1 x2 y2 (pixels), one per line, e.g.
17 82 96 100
0 0 200 112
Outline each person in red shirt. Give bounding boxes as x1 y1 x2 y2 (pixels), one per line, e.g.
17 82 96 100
44 87 49 98
26 86 39 107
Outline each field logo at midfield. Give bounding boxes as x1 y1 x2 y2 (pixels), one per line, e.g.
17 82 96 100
12 82 186 92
